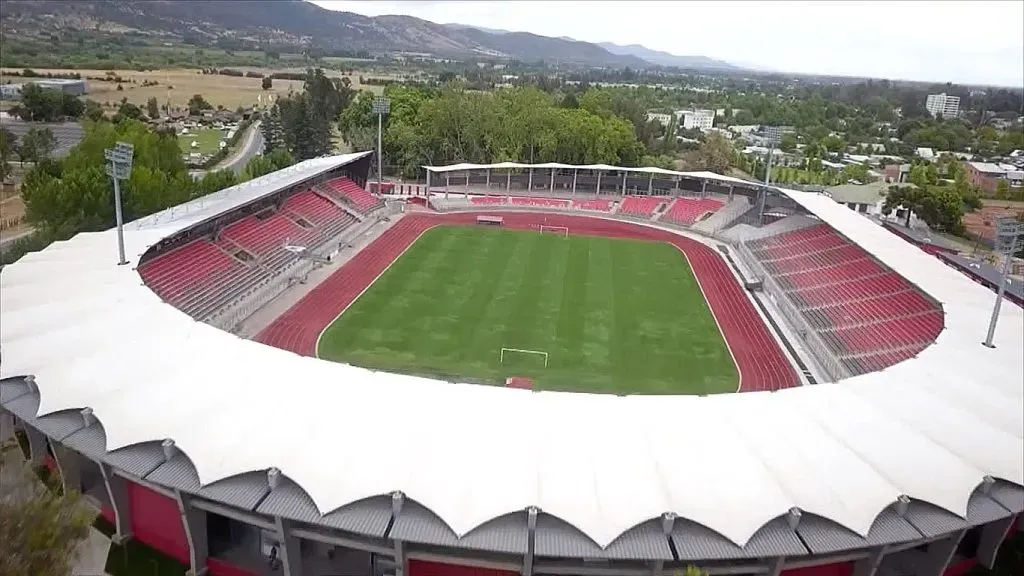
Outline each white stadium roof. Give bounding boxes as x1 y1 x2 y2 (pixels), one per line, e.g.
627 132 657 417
423 161 753 186
1 156 1021 549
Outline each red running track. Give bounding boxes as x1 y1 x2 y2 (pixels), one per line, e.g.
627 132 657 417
256 212 799 392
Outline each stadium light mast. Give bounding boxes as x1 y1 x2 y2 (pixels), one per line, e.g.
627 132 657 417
372 96 391 193
104 142 134 266
759 127 782 224
982 216 1023 348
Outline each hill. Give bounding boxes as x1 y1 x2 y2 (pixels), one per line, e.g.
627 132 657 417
597 42 741 71
0 0 648 67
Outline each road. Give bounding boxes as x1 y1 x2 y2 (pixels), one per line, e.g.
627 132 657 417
190 120 264 179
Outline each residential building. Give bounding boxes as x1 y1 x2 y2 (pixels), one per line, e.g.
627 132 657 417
728 124 760 135
884 163 911 183
925 93 960 119
915 147 936 161
645 112 674 127
965 161 1024 193
824 182 888 215
678 109 715 130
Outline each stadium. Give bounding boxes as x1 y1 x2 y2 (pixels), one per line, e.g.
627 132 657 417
1 151 1021 576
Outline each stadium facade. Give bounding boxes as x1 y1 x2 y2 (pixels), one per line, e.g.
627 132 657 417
1 153 1021 576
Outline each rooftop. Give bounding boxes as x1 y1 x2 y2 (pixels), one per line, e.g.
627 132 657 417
825 182 888 205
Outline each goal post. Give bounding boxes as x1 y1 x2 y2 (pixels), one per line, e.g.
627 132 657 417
539 225 569 237
500 347 549 367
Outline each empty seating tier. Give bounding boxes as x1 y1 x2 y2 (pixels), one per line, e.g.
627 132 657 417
138 240 270 320
471 196 508 206
661 198 725 226
219 214 319 257
283 191 346 226
619 196 664 218
510 196 571 208
572 199 613 212
323 177 384 213
745 225 943 376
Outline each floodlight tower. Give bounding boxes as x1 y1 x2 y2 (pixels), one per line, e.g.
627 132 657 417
982 216 1024 348
104 142 134 265
759 126 782 224
372 96 391 193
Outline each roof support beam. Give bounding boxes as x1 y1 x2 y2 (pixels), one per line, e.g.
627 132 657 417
767 557 785 576
977 516 1016 569
290 526 393 556
175 490 209 576
394 539 407 576
275 516 304 576
191 498 274 531
524 506 538 576
920 530 967 576
852 545 888 576
24 425 46 465
99 462 133 544
51 442 82 497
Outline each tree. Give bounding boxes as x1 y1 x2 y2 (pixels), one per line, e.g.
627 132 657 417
0 128 15 182
83 99 105 122
112 101 143 124
262 76 273 90
261 105 287 154
18 128 57 165
21 119 190 233
779 133 797 153
691 132 735 174
188 94 212 116
0 455 97 576
996 179 1010 200
146 96 160 119
883 185 927 228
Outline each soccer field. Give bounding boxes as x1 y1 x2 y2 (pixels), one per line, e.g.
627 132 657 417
316 226 739 394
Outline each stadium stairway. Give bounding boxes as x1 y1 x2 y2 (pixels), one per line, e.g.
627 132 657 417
692 195 752 236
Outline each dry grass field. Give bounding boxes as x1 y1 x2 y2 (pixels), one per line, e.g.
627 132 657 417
1 67 382 110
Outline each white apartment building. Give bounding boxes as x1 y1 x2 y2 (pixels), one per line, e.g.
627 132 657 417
925 93 960 119
678 109 715 130
645 112 674 127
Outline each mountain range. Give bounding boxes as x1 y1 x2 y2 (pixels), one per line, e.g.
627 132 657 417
2 0 744 71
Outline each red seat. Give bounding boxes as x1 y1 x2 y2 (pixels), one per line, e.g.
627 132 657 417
661 198 725 226
138 240 239 307
323 177 384 212
619 196 663 218
751 225 944 373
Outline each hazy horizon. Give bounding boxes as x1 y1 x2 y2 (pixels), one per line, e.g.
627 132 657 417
313 0 1024 88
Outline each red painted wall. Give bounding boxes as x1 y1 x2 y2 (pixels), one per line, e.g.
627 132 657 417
409 559 518 576
944 558 977 576
207 557 258 576
127 482 190 565
782 562 854 576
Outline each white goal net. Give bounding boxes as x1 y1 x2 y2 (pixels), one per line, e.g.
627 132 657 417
539 225 569 237
499 347 549 367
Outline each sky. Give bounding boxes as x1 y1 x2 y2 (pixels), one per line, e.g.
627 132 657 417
312 1 1024 87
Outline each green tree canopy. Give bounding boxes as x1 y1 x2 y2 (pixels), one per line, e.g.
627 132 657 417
0 453 97 576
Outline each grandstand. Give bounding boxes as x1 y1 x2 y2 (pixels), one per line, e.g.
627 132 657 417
0 156 1021 576
135 153 379 329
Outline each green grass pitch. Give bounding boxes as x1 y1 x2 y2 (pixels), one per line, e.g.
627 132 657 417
317 226 739 394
